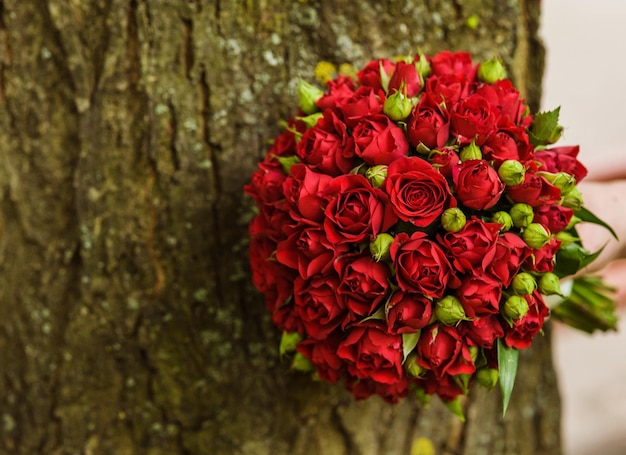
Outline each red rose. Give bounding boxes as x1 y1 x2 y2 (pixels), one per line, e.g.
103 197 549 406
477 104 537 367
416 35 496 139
533 205 574 234
352 114 409 165
294 271 346 340
504 292 549 349
338 86 385 127
335 254 391 319
337 323 405 385
357 58 396 91
296 109 356 176
344 374 410 403
506 171 561 207
523 237 561 273
276 226 343 279
430 51 476 81
417 324 476 378
386 290 433 335
535 145 588 182
487 232 532 286
316 75 355 110
453 159 505 210
388 60 422 97
451 94 499 145
264 118 306 159
463 315 505 348
384 156 454 227
425 73 470 105
415 370 465 402
297 334 344 383
407 94 450 149
438 217 501 274
324 174 398 244
456 274 502 318
475 79 530 127
482 126 534 165
283 164 333 223
428 147 460 181
244 158 286 206
391 232 459 298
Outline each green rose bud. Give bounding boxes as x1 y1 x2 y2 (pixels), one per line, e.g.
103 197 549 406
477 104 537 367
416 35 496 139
279 331 303 357
538 272 563 296
510 203 534 228
492 211 513 231
547 125 563 144
555 230 579 247
539 171 576 194
477 58 506 83
415 52 431 79
436 295 469 325
365 164 388 188
369 233 394 262
405 352 425 378
561 186 584 210
384 89 413 121
498 160 526 186
298 79 324 115
523 223 551 249
415 142 431 155
460 141 482 161
503 295 530 320
441 207 467 233
476 368 499 389
511 272 537 295
291 352 315 372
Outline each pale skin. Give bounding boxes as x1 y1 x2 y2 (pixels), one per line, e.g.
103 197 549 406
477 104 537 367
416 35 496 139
577 179 626 304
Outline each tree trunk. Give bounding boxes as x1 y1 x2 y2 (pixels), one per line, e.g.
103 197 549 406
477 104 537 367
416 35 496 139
0 0 560 454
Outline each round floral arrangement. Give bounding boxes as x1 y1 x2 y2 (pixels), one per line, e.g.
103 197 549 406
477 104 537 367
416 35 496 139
245 51 616 415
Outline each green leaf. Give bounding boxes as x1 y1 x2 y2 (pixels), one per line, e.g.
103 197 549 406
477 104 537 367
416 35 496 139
529 107 560 146
443 396 466 422
575 207 618 240
275 155 300 174
553 242 604 278
497 339 519 418
291 352 315 372
402 331 421 363
360 306 386 323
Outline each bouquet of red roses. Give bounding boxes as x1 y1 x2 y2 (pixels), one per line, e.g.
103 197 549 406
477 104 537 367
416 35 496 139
244 51 616 416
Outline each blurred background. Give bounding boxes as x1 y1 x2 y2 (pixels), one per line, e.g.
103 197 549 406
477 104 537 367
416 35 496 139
541 0 626 453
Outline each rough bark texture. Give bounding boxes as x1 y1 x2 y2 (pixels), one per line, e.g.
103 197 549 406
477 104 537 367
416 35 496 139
0 1 559 454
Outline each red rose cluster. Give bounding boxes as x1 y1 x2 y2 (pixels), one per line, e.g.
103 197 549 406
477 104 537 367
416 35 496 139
245 51 588 404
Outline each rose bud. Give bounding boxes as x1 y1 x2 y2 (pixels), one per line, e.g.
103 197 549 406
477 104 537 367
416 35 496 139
511 272 537 295
492 211 513 231
383 89 413 121
279 331 303 356
561 186 584 210
298 79 324 114
415 52 431 79
503 295 530 320
498 159 526 186
539 171 576 194
436 295 470 325
365 164 388 188
538 272 564 296
405 352 425 378
476 368 499 389
477 58 506 83
291 351 315 372
523 223 551 249
459 141 482 161
441 207 467 233
369 233 394 262
555 230 579 247
510 203 534 228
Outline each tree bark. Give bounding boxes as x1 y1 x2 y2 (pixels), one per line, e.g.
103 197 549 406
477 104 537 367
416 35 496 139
0 0 560 454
